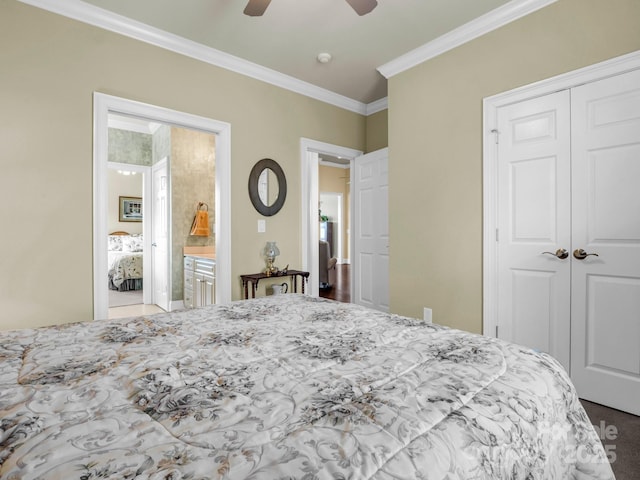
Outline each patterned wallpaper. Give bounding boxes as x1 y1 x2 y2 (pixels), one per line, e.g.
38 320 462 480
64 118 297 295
170 127 216 301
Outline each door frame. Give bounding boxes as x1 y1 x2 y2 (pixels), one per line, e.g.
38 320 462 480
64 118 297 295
482 49 640 337
300 138 362 296
93 92 232 320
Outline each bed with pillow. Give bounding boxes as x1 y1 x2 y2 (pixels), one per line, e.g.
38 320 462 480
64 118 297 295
0 295 614 479
107 231 143 291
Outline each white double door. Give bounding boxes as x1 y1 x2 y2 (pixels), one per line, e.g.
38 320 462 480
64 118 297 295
497 69 640 415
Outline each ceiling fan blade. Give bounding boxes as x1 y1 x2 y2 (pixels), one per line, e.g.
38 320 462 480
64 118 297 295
344 0 378 16
243 0 272 16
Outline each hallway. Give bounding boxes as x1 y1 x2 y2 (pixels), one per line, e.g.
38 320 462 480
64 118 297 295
319 264 350 303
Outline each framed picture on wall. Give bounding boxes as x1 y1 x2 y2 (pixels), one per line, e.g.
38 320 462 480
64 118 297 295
119 196 142 222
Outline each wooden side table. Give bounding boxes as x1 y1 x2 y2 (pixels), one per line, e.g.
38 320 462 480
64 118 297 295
240 270 309 299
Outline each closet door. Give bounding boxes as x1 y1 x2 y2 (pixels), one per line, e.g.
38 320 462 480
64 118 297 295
495 90 572 371
570 69 640 416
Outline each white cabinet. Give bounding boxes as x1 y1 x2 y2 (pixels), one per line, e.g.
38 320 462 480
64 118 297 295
184 256 215 308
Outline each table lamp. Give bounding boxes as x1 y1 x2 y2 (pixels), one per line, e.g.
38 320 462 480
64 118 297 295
264 241 280 276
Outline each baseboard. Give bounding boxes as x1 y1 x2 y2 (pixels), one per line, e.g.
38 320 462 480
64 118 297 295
170 300 185 311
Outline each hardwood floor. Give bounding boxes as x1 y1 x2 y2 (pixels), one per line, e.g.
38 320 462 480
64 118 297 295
319 264 350 303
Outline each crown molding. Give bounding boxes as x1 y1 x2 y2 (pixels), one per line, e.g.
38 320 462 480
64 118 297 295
377 0 558 79
20 0 544 115
365 97 388 115
18 0 373 115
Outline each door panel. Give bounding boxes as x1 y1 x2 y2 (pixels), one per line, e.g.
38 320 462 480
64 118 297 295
496 90 571 371
511 156 558 241
358 252 374 304
511 269 554 351
353 148 389 312
571 69 640 415
587 275 640 374
590 145 640 241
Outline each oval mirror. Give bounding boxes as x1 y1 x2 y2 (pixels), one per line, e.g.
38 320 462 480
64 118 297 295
248 158 287 216
257 168 280 207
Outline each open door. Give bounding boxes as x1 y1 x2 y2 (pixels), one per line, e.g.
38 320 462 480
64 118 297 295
353 148 389 312
151 157 170 311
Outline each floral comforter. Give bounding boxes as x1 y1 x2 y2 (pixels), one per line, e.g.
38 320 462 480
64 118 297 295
108 250 143 290
0 295 614 479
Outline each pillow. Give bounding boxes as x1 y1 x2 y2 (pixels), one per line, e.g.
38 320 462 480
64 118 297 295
123 234 143 252
108 235 123 251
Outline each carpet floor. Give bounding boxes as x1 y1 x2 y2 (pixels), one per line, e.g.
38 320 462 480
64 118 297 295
581 399 640 479
109 288 143 307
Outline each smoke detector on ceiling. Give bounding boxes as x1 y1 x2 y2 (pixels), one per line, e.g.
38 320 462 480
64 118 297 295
317 53 332 64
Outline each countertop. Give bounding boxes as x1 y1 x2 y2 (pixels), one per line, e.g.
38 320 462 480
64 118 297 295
184 246 215 260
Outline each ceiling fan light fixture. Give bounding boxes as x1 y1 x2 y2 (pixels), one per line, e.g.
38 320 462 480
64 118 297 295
317 52 332 64
243 0 378 17
345 0 378 16
244 0 271 17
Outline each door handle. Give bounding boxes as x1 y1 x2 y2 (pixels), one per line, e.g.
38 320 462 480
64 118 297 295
573 248 599 260
151 242 158 247
542 248 569 259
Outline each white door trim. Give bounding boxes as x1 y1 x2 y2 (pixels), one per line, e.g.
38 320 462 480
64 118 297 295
300 138 362 296
94 92 232 320
483 49 640 337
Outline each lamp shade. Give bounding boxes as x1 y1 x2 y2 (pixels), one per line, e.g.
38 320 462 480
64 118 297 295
264 241 280 258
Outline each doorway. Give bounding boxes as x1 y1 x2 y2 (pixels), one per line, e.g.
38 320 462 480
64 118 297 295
319 192 343 262
106 159 149 317
318 162 349 302
300 138 362 298
93 93 232 320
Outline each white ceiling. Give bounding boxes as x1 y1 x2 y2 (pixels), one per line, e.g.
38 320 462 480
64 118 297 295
22 0 556 111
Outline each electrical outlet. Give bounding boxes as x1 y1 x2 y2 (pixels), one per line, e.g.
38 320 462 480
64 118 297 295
423 307 432 323
257 219 266 233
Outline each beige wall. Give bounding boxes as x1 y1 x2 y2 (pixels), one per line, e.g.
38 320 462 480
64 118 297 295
0 0 365 330
388 0 640 333
365 109 388 152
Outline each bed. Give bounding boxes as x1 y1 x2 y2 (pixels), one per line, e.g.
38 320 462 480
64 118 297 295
108 231 143 291
0 295 614 479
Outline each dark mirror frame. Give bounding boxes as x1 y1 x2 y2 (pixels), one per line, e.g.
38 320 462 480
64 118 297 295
248 158 287 216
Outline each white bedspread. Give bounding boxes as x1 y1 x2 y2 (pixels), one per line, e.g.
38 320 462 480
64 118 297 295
0 295 614 479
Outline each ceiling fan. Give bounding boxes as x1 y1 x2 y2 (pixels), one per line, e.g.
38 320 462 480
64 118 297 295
244 0 378 17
